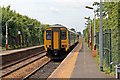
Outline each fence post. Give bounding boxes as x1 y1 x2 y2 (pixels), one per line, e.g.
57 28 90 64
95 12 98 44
109 29 112 72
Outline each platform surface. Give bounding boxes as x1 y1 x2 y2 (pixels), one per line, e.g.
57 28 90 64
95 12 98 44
48 42 113 79
71 43 111 78
0 45 43 56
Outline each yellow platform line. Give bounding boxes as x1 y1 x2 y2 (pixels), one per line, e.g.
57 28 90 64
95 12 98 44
48 40 83 79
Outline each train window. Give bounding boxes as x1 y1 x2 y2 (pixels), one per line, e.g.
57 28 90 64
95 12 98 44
46 30 51 40
61 30 66 40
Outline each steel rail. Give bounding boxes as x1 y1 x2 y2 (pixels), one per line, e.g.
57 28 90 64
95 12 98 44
1 52 47 78
1 50 46 70
22 60 51 80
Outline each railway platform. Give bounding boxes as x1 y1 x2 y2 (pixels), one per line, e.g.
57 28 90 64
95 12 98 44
1 45 44 66
48 42 113 78
71 43 111 78
1 45 43 56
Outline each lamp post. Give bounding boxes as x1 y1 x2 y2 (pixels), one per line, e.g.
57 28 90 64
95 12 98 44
99 0 103 71
85 6 93 49
85 6 96 50
93 10 96 51
84 17 91 47
85 22 88 42
5 18 13 50
85 6 96 51
85 16 92 48
86 1 103 71
18 31 22 48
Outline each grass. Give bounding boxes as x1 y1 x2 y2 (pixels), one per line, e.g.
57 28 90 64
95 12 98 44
95 49 100 65
95 49 116 78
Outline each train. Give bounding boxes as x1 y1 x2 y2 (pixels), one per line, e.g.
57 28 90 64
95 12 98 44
44 24 79 59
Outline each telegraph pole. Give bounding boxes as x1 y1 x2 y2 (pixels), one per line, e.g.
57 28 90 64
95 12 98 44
99 0 103 71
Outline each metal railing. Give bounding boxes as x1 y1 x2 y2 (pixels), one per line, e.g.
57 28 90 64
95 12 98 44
96 29 112 72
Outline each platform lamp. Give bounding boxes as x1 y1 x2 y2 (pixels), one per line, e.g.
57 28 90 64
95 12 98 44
86 2 103 71
84 17 91 47
5 17 13 50
99 0 103 71
18 31 22 48
85 6 97 51
85 6 94 50
85 22 88 43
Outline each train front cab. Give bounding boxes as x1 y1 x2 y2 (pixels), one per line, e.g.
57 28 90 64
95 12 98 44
44 27 69 59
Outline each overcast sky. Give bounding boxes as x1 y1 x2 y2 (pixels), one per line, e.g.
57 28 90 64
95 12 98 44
0 0 100 33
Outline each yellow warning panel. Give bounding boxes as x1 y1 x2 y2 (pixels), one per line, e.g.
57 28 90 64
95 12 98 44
53 32 59 49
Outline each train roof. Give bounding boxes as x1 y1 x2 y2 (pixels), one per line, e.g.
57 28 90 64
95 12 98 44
46 24 79 35
50 24 67 28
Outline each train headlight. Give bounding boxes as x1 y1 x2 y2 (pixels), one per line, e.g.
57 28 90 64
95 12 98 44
46 45 49 47
46 45 51 48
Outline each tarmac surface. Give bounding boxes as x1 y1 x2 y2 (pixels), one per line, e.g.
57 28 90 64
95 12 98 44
71 43 112 78
1 45 43 56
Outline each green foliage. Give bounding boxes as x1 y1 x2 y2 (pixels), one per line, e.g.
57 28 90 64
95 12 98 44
83 28 88 42
1 5 49 49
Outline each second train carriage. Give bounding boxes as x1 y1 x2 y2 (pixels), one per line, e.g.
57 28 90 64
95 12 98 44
44 24 79 59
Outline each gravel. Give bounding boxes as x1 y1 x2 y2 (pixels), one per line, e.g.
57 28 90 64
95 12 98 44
29 61 61 79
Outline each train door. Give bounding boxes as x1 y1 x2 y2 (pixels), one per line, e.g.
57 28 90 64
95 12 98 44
52 28 60 50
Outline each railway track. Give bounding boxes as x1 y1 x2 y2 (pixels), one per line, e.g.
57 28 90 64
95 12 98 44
1 45 76 79
22 60 52 80
28 61 60 79
0 50 46 70
1 51 51 79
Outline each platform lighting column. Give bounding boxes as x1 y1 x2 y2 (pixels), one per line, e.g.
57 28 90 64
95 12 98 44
99 0 103 71
85 6 93 49
85 6 97 50
84 17 90 47
5 22 8 49
89 20 92 49
93 9 96 50
18 31 22 48
5 18 13 50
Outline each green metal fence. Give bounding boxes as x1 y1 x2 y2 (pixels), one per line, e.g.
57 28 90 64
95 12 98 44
96 32 99 49
96 29 112 72
103 29 112 72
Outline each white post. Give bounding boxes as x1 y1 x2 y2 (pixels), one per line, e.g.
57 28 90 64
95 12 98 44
116 65 118 78
5 17 13 50
5 22 8 49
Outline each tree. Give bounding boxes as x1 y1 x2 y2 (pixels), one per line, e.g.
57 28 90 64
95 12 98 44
1 6 50 49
